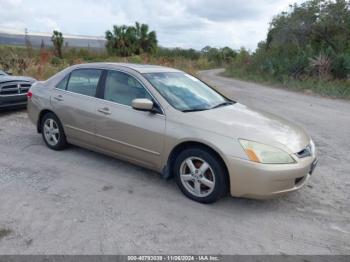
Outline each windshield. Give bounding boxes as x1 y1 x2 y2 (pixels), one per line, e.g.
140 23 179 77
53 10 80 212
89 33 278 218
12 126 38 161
143 72 231 112
0 70 7 76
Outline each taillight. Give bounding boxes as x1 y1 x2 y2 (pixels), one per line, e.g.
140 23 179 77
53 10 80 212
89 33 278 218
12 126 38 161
27 91 33 99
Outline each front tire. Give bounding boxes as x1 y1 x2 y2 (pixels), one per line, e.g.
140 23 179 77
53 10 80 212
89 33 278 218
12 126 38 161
174 147 228 203
41 112 67 150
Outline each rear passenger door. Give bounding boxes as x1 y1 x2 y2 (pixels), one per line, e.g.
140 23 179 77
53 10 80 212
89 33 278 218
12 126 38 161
95 70 166 170
51 69 102 145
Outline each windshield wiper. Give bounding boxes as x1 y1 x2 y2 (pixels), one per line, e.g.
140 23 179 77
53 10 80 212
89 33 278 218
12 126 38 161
182 108 209 113
182 101 234 112
211 101 234 109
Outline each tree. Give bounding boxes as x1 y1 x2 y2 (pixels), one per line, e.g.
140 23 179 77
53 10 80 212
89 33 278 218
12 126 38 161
221 47 237 63
266 0 350 53
51 30 64 58
309 53 332 79
134 22 157 55
24 28 33 57
40 39 45 50
255 0 350 79
106 25 135 56
200 46 237 65
201 46 211 54
105 22 158 56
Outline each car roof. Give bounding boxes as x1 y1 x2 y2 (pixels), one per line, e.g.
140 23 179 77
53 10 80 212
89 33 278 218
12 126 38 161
72 62 182 74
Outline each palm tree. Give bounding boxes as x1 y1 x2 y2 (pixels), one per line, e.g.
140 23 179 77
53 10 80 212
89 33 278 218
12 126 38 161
106 25 136 56
105 22 158 56
134 22 157 55
309 53 332 80
51 30 64 58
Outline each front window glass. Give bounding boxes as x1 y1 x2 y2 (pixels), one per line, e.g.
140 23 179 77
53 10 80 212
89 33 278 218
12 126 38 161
66 69 102 97
104 70 152 106
143 72 230 112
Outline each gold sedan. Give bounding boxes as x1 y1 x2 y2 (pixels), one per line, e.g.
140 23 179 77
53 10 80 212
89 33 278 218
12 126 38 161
27 63 318 203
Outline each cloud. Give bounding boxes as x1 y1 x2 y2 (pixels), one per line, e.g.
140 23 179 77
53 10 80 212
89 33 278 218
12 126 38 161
0 0 22 7
0 0 305 50
186 0 276 21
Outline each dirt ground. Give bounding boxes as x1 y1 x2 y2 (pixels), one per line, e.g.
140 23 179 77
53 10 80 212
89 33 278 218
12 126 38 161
0 69 349 254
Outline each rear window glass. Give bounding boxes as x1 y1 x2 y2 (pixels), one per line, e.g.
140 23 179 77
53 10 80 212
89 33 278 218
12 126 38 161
66 69 102 97
56 75 69 90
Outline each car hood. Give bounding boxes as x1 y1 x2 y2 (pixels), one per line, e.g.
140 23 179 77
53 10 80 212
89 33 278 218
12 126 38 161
186 103 310 153
0 75 36 83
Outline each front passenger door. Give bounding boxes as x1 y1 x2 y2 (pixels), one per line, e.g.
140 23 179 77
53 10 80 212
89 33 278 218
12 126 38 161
95 70 166 170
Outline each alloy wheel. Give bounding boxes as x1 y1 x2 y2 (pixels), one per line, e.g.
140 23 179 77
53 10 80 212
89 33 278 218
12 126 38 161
43 118 60 146
179 157 216 198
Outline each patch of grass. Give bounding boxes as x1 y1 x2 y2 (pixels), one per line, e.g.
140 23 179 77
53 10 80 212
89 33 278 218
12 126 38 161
223 66 350 99
0 228 13 239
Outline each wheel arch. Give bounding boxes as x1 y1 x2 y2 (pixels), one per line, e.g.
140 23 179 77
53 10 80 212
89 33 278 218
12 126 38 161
37 109 56 133
165 141 230 187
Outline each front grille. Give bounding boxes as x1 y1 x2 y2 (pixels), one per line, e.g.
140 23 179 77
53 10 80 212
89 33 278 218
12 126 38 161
0 82 32 96
296 144 312 158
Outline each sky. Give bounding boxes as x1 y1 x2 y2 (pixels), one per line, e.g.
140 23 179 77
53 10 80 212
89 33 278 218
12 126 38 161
0 0 305 50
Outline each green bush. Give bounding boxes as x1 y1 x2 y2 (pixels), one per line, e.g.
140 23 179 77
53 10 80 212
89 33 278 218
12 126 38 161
332 53 350 79
50 56 62 66
224 0 350 98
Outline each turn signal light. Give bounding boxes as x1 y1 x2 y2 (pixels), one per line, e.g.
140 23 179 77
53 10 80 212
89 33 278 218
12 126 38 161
245 148 261 163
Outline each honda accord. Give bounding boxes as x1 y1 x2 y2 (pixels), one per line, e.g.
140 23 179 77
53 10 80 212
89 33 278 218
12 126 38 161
27 63 318 203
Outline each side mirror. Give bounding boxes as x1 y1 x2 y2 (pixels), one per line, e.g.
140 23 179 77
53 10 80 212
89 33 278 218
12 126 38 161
132 98 154 112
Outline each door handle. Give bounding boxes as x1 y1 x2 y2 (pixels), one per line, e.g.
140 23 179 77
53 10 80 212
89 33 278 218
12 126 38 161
53 95 63 101
97 107 111 115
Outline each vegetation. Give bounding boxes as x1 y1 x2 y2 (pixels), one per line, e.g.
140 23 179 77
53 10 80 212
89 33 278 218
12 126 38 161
225 0 350 98
105 22 157 56
1 2 350 99
0 21 237 80
51 30 64 59
0 44 211 80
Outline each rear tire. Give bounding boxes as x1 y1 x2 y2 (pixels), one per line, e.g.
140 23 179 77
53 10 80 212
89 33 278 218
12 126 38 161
41 112 67 150
174 147 228 203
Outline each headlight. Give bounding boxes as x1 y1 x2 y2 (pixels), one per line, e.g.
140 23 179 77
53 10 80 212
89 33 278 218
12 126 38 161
239 139 296 164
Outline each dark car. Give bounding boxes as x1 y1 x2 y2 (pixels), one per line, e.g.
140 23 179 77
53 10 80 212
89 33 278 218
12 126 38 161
0 70 36 109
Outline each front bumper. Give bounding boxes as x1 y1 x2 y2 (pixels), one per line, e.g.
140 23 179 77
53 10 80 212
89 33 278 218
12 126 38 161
0 94 27 109
226 154 318 199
